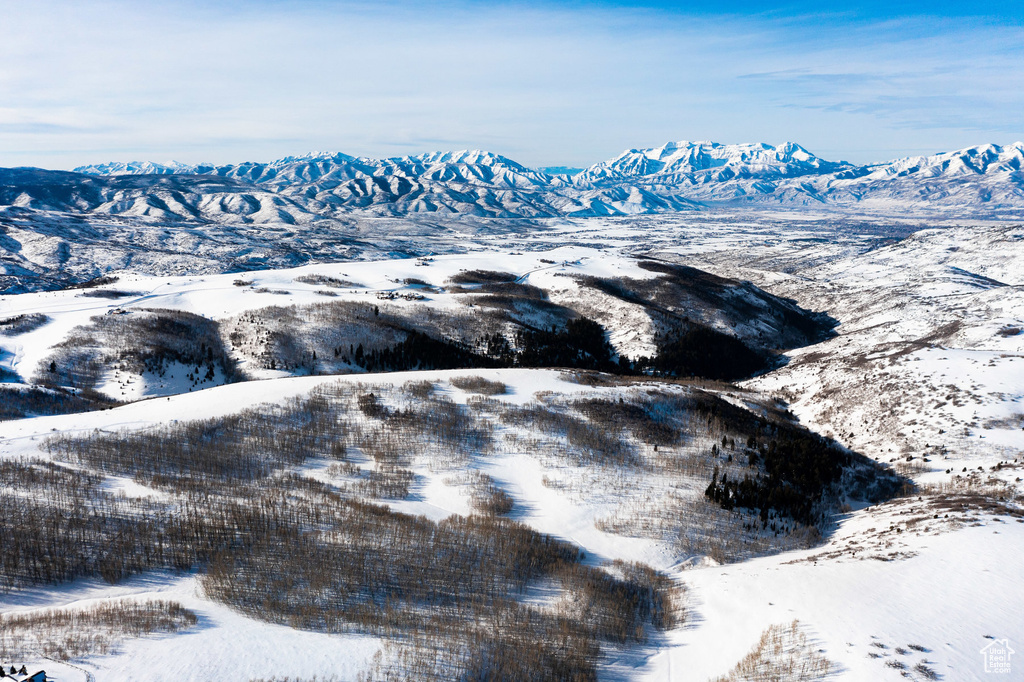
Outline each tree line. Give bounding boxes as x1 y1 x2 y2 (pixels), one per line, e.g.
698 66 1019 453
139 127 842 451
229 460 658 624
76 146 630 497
344 314 770 382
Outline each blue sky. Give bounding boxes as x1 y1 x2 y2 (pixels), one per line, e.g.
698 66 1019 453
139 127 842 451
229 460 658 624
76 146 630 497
1 0 1022 168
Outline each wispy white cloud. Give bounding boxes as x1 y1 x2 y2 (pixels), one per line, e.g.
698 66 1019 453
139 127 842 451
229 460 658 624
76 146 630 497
0 0 1021 168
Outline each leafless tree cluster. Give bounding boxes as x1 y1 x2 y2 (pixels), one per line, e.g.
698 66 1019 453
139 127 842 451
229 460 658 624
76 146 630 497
331 463 416 500
448 375 507 395
78 289 142 299
448 470 515 516
496 401 635 467
0 459 165 587
0 455 267 587
196 475 677 680
250 677 341 682
577 260 836 353
472 386 891 566
6 382 689 678
293 274 362 288
446 269 519 286
46 394 349 490
222 301 500 375
403 379 435 399
0 313 49 336
0 599 197 661
37 307 234 391
356 567 680 681
0 385 113 421
3 375 899 677
573 396 680 447
711 620 832 682
571 388 903 562
560 370 622 387
202 486 580 631
349 389 493 471
359 558 682 681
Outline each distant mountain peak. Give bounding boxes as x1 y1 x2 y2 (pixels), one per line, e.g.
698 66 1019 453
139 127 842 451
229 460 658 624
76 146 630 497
56 139 1024 218
269 151 357 165
75 160 201 175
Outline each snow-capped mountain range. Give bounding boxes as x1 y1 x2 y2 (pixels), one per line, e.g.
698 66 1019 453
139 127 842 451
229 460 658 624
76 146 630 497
5 140 1023 220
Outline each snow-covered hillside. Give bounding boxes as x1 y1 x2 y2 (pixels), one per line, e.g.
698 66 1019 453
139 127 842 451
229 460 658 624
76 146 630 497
0 245 829 410
0 214 1021 681
677 223 1024 466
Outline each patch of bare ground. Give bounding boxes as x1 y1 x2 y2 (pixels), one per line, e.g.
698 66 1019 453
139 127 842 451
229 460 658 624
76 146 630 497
862 635 940 679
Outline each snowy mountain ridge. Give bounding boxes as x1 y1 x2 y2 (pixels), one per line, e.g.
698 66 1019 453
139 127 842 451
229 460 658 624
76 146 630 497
575 140 851 183
10 139 1023 219
74 139 1024 182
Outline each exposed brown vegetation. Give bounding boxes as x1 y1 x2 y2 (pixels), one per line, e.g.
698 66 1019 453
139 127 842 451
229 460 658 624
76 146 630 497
0 600 197 661
449 375 507 395
447 269 519 285
294 274 362 288
47 394 347 490
37 307 234 392
0 385 116 421
7 375 898 678
0 313 49 336
13 382 696 679
78 289 142 299
711 620 832 682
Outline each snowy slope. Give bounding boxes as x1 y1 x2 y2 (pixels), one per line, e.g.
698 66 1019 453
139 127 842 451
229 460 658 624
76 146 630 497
711 224 1024 466
1 366 1019 681
0 217 1021 682
646 499 1024 682
0 244 825 402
